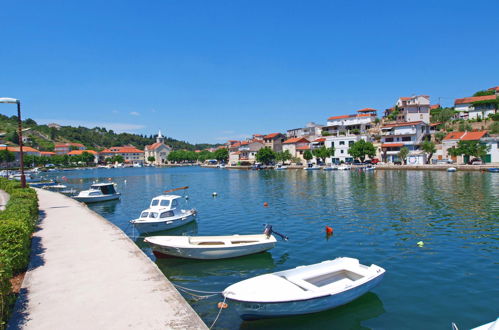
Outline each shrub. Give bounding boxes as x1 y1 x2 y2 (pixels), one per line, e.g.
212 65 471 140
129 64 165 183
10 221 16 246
491 113 499 122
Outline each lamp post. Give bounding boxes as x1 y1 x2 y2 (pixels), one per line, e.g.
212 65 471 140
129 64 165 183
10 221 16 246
0 97 26 188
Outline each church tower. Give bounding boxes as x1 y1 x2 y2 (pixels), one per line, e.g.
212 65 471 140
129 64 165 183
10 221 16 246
157 129 165 144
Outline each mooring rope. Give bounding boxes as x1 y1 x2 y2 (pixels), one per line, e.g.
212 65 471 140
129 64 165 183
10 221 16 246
209 295 227 330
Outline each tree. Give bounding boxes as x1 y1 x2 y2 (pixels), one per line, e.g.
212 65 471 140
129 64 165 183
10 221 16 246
447 146 461 159
312 146 334 164
490 122 499 134
421 140 437 164
458 121 472 132
303 150 313 162
455 141 489 163
80 152 95 164
147 156 155 163
434 132 446 143
398 147 409 165
255 148 276 165
213 148 228 163
348 140 376 162
0 149 15 163
473 90 495 97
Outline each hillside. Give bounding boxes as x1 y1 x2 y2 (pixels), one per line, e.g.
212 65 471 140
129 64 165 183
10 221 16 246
0 114 219 151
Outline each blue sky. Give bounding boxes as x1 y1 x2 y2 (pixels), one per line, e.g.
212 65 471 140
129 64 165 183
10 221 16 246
1 0 498 143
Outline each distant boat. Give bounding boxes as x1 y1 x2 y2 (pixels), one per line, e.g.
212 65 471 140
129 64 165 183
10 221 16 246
323 165 337 171
447 167 457 172
488 168 499 173
73 183 121 203
223 257 385 320
337 164 351 170
275 164 288 170
130 186 196 234
304 164 321 170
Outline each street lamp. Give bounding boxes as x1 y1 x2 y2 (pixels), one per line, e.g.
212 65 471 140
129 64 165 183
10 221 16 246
0 97 26 188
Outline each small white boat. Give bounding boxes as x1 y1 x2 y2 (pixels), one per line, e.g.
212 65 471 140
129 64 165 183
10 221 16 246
223 257 385 320
130 186 196 234
145 234 277 259
364 165 375 171
323 165 337 171
447 167 457 172
337 164 351 170
471 317 499 330
73 183 121 203
43 184 78 196
304 164 321 170
218 164 226 169
275 164 288 170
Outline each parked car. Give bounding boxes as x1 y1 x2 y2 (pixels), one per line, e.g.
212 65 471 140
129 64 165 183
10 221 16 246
470 158 483 165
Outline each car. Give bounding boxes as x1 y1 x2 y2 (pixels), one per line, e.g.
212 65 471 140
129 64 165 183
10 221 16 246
470 158 483 165
371 158 380 165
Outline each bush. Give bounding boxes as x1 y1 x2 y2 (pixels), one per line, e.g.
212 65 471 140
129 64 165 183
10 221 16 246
491 113 499 122
490 122 499 134
0 178 39 327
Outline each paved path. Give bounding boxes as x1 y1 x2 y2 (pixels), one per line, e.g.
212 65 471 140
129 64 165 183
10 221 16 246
0 189 9 211
8 189 207 330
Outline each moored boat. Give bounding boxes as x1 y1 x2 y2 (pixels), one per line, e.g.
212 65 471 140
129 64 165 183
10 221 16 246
304 164 321 170
447 167 457 172
223 257 385 320
130 186 196 234
73 183 121 203
488 168 499 173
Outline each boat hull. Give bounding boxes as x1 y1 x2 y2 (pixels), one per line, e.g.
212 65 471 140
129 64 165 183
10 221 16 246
73 194 120 203
149 240 275 260
131 213 196 234
229 272 385 320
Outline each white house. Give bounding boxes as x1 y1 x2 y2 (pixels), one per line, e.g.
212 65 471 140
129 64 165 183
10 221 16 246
145 130 172 165
380 121 430 164
394 95 431 123
454 95 497 120
286 122 323 141
323 135 370 164
442 131 488 164
480 136 499 164
324 110 376 135
282 137 310 163
230 139 264 164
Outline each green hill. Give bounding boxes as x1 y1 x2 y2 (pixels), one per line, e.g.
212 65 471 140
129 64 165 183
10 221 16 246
0 114 218 151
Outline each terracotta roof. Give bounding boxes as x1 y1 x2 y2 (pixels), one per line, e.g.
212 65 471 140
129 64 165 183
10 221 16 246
100 147 144 154
264 133 282 139
443 131 487 141
54 143 85 148
430 104 441 110
68 150 98 155
40 151 55 156
381 143 404 148
357 108 377 112
283 137 310 144
240 141 249 145
314 138 326 142
0 146 40 153
381 121 424 128
487 86 499 91
429 122 442 127
328 115 351 120
455 95 496 105
146 142 163 150
296 145 310 150
399 97 411 101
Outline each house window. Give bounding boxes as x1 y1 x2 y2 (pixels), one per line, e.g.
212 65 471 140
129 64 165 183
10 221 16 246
385 138 394 142
402 137 411 142
340 150 344 154
349 141 354 146
339 141 345 145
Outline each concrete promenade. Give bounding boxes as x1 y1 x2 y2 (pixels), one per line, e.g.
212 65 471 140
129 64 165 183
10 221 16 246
8 189 207 330
0 189 9 211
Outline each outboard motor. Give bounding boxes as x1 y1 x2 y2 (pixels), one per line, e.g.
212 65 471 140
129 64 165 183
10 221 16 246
263 224 289 241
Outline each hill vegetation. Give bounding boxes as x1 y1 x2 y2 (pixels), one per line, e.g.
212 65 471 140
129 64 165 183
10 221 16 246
0 114 218 151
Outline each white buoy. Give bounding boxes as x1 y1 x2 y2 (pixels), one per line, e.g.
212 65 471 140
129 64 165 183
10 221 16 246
212 192 218 197
185 195 189 199
124 180 127 184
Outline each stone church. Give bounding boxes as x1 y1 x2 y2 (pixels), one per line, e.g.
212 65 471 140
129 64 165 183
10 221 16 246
144 130 172 165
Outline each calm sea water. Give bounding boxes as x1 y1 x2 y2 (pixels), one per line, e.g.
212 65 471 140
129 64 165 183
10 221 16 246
46 167 498 329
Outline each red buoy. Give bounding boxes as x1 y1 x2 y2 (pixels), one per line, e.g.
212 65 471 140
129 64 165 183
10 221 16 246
326 226 333 235
263 202 269 207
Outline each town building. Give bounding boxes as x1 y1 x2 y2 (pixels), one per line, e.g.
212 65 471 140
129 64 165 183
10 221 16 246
286 122 323 141
99 146 145 165
144 130 172 165
323 135 370 164
67 149 99 163
454 95 497 120
480 136 499 163
238 140 264 163
282 137 310 163
40 151 56 157
380 121 430 164
395 95 431 123
263 133 285 152
54 143 86 155
0 146 41 164
442 131 488 163
323 109 377 135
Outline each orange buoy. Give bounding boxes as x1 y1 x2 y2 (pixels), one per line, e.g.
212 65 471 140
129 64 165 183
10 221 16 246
217 302 228 309
325 226 333 235
263 202 269 207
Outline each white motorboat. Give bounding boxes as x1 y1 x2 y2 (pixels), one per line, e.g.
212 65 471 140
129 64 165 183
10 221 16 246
223 257 385 320
337 164 351 170
274 164 288 170
304 164 321 170
144 225 287 259
323 165 338 171
43 184 77 196
73 183 120 203
447 167 457 172
130 186 197 234
471 317 499 330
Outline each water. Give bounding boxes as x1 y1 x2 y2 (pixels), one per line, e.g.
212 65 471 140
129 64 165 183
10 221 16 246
45 167 499 329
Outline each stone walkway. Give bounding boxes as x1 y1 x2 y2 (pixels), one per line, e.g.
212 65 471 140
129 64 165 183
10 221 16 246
0 189 9 211
8 189 207 330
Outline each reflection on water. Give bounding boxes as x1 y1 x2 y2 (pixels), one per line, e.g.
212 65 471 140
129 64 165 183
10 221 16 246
44 167 499 330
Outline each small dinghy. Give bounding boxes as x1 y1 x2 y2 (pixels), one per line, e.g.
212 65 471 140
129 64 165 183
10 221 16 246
488 168 499 173
447 167 457 172
144 225 287 260
223 257 385 320
73 183 120 203
130 186 196 234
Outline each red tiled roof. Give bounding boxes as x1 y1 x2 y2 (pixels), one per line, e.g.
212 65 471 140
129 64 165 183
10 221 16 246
455 95 496 105
68 150 98 155
146 142 164 150
429 122 442 127
328 115 351 120
40 151 55 156
100 147 143 154
443 131 487 141
264 133 281 139
381 143 404 148
54 143 84 148
283 137 310 144
381 121 424 128
240 141 249 145
487 86 499 91
357 108 377 112
430 104 441 110
399 97 411 101
0 146 40 153
314 138 326 142
296 145 310 150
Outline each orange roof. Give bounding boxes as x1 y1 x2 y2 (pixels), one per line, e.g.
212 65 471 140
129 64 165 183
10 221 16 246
100 147 143 154
296 145 310 150
357 108 377 112
240 141 249 145
0 146 40 153
488 86 499 91
68 150 98 155
399 97 411 101
443 131 487 141
314 138 326 142
328 115 351 120
264 133 282 139
381 121 424 128
328 113 374 121
54 143 85 148
430 104 441 110
283 137 310 144
455 95 496 105
381 143 404 148
40 151 55 156
146 142 163 150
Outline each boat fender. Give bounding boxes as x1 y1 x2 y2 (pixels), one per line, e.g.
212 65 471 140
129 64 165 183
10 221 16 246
263 202 268 207
326 226 333 235
217 302 228 309
212 192 218 197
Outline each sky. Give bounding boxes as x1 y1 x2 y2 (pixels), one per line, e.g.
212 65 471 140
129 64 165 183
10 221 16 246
1 0 499 144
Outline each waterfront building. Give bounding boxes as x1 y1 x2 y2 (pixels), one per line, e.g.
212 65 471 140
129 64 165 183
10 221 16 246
0 146 41 164
238 139 264 163
323 109 377 136
323 135 369 164
380 121 430 164
454 95 497 120
282 137 310 163
144 130 172 165
67 149 99 163
99 146 145 165
286 122 323 141
263 133 285 152
480 136 499 163
54 143 86 155
40 151 55 157
442 131 488 163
